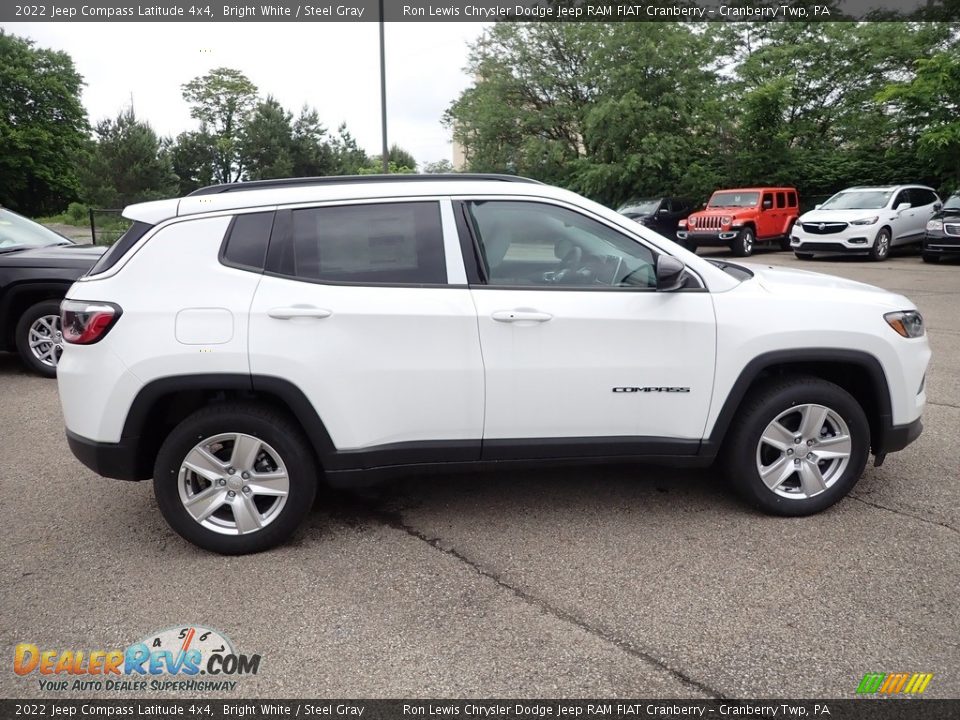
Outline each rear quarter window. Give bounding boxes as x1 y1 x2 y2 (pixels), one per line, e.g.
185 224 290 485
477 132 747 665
220 211 275 271
87 221 154 276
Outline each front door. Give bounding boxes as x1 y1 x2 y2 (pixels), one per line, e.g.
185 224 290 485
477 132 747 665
459 199 717 459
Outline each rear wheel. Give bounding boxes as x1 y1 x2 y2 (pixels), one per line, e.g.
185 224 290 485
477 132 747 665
921 253 939 264
15 300 63 378
154 404 318 554
732 227 755 257
723 377 869 516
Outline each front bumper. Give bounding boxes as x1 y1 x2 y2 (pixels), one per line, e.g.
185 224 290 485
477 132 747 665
874 417 923 456
676 230 739 245
923 232 960 256
66 429 148 481
790 228 875 254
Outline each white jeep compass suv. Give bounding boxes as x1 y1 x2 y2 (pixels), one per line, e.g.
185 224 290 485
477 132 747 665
57 175 931 554
791 185 941 261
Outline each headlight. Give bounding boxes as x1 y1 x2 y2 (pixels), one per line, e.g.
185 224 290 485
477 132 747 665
850 216 879 225
884 310 924 338
688 217 696 227
721 216 732 225
926 219 943 232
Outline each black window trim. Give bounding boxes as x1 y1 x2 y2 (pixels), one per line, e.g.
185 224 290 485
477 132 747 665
263 199 454 289
86 220 153 276
453 196 706 293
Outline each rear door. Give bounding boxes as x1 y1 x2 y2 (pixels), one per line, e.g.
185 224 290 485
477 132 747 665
247 198 484 463
457 197 717 458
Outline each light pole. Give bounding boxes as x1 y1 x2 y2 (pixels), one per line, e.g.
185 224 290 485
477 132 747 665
379 0 388 173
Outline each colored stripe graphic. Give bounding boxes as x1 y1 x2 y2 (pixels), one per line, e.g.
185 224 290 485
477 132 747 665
857 672 933 694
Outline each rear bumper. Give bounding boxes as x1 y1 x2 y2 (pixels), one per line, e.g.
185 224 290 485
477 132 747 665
66 429 148 481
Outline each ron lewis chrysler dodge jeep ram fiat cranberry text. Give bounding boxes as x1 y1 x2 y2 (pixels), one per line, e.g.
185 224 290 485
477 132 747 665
57 175 930 554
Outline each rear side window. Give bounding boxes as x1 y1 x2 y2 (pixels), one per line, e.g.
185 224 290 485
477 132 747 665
273 202 446 285
87 221 153 275
221 211 274 271
787 192 798 207
776 192 786 208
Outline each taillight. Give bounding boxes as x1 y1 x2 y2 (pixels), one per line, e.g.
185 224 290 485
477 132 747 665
61 300 122 344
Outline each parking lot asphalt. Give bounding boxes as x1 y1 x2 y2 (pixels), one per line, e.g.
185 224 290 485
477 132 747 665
1 251 958 700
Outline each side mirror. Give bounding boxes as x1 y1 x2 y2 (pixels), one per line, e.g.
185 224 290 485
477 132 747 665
762 200 773 210
656 255 687 292
814 203 822 209
934 202 942 212
896 202 911 212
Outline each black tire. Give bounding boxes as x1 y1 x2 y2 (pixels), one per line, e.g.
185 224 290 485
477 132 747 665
154 403 318 554
794 252 814 260
14 300 63 378
779 235 792 251
731 226 755 257
722 376 870 517
921 253 939 264
869 227 892 261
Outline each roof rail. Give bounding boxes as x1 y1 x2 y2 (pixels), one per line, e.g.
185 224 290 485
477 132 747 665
187 173 543 196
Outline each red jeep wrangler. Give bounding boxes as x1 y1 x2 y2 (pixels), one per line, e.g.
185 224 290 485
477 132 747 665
676 187 799 257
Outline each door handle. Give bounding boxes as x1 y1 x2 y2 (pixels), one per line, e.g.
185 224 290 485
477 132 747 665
267 306 333 320
491 310 553 323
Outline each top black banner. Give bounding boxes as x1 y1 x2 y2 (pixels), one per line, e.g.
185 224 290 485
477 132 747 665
2 0 958 23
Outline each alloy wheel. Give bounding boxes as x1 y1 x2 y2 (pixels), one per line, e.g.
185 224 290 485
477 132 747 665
177 433 290 535
755 403 852 500
28 314 63 368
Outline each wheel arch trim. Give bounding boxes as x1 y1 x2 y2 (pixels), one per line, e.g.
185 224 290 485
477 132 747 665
702 348 893 457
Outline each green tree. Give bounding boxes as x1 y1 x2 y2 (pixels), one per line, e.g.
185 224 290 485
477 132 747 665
241 96 294 180
79 107 177 207
0 30 88 215
181 67 258 183
291 106 337 177
329 124 369 174
423 159 455 174
368 144 418 173
169 129 216 194
878 47 960 191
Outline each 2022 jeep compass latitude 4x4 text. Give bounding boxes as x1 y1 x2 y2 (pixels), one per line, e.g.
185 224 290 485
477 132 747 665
58 175 931 554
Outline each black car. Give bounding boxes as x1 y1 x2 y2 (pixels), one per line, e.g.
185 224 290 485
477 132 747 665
617 197 693 241
923 192 960 263
0 207 105 376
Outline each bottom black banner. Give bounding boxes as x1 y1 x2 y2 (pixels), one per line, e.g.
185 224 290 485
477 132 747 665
2 699 958 720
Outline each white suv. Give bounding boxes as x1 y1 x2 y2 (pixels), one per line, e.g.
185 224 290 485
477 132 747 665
791 185 941 261
57 175 931 554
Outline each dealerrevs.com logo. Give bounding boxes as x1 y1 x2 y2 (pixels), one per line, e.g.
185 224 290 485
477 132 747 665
13 626 260 693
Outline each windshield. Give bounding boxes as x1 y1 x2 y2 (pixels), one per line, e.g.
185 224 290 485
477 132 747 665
618 198 661 216
942 194 960 212
708 192 759 208
820 190 893 210
0 209 71 250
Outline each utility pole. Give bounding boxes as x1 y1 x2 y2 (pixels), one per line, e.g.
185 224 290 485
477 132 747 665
379 0 389 173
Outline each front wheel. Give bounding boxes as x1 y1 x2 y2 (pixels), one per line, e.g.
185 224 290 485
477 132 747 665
723 377 870 516
154 404 318 554
794 252 814 260
15 300 64 378
921 253 939 264
731 227 755 257
870 228 891 261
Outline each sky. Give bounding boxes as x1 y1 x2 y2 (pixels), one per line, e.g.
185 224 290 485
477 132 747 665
4 21 488 167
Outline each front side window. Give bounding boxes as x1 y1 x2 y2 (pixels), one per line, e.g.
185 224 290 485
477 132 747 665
276 202 446 285
466 200 657 289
